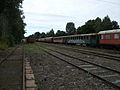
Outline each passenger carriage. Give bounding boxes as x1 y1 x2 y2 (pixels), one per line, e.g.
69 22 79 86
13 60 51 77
63 33 98 46
53 36 64 43
26 37 36 43
38 37 53 43
98 29 120 47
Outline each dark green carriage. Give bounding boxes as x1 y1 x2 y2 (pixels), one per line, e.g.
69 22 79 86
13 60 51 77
63 33 98 46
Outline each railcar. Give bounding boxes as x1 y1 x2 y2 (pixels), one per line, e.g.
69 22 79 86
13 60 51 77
38 37 53 43
98 29 120 47
52 33 98 46
26 37 36 43
53 36 67 44
63 33 98 46
38 29 120 48
53 36 64 43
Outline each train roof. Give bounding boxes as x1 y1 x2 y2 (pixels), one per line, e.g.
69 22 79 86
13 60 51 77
53 33 97 38
98 29 120 34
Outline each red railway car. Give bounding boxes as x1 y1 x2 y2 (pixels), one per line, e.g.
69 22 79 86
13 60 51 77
27 37 36 43
45 37 53 43
53 36 67 43
37 38 46 42
53 37 63 43
38 37 53 43
98 29 120 47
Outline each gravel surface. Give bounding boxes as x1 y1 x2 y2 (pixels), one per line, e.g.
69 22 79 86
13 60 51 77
25 44 119 90
47 46 120 72
50 43 120 55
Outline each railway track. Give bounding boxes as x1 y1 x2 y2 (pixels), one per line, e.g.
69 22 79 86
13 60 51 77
40 43 120 62
0 45 25 90
38 45 120 89
0 46 18 64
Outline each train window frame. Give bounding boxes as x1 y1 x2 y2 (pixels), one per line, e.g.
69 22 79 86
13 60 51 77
106 34 110 39
101 35 104 39
81 36 83 39
73 37 75 40
76 37 78 39
86 36 88 40
114 34 119 39
71 37 73 40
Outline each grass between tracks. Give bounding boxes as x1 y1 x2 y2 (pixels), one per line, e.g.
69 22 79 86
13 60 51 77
25 43 38 51
0 42 8 50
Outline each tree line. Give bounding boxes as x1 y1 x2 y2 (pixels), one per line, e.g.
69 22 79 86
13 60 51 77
30 15 119 39
0 0 26 47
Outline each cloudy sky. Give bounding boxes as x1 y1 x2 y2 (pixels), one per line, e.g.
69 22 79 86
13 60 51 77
23 0 120 36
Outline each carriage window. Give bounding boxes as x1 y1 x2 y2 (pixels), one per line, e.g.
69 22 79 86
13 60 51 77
76 37 78 39
86 36 88 40
114 34 119 39
81 37 83 39
83 36 85 39
101 35 104 39
106 34 110 39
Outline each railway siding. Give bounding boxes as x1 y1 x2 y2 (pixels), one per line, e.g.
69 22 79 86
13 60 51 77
39 44 120 89
39 43 120 72
0 46 23 90
24 43 120 90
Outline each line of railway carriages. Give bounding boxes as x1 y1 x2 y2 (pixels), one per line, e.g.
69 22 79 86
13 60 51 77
37 29 120 48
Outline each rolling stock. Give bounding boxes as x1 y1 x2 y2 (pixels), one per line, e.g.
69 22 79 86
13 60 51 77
37 29 120 48
26 37 36 43
98 29 120 47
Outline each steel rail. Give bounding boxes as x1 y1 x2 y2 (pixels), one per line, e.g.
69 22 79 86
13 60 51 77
0 46 19 65
38 45 120 89
44 46 120 74
22 45 25 90
41 43 120 61
0 45 25 89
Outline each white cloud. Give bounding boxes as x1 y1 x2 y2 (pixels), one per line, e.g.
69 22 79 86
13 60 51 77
23 0 120 36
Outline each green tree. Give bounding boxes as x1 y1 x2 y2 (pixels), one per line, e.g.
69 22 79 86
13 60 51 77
77 20 95 34
34 32 40 39
0 0 25 46
77 16 119 34
102 15 112 30
56 30 66 36
111 21 119 29
40 32 46 38
94 17 102 32
66 22 76 35
46 29 55 37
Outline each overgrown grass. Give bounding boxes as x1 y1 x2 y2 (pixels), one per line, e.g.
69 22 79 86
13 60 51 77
25 43 38 51
0 42 9 50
